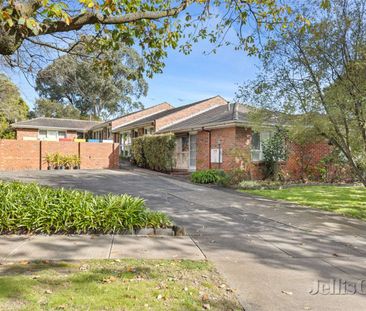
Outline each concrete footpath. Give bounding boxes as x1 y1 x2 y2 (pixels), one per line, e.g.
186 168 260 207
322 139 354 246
0 235 204 262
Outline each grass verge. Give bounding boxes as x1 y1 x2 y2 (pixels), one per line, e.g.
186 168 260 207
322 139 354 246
0 181 171 234
242 185 366 220
0 259 241 311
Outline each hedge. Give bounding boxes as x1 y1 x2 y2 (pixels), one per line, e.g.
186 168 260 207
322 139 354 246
131 133 176 172
0 181 172 234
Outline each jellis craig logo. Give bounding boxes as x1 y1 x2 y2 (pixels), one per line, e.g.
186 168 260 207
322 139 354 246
309 279 366 295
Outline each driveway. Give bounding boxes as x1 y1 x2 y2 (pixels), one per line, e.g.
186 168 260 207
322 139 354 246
1 169 366 311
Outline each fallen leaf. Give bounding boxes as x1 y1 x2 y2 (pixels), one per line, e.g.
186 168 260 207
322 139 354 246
201 293 209 302
102 276 117 284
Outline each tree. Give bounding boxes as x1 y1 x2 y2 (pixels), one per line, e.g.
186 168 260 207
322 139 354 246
0 73 28 138
35 43 147 119
0 1 303 75
33 98 81 119
237 0 366 185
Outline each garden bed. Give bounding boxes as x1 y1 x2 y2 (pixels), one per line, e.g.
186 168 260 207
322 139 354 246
0 181 172 234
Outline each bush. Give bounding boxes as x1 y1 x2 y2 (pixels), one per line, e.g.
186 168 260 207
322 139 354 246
0 181 172 234
191 169 226 184
131 134 176 172
45 153 80 169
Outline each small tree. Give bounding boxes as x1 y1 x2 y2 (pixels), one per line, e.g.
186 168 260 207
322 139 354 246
262 127 289 180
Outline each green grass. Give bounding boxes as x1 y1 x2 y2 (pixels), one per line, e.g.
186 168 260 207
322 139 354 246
0 259 241 311
0 181 171 234
242 186 366 220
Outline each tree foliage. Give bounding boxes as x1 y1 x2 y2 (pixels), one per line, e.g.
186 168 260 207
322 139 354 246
237 0 366 185
35 43 147 119
33 98 81 119
0 73 28 138
0 1 306 75
262 127 288 180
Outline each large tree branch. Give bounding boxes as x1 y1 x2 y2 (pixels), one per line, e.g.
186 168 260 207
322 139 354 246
35 1 190 37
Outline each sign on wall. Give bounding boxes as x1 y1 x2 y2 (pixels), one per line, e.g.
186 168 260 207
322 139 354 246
211 148 223 163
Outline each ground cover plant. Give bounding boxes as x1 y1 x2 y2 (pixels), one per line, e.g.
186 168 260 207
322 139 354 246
0 259 242 311
0 181 171 234
242 186 366 220
191 169 226 184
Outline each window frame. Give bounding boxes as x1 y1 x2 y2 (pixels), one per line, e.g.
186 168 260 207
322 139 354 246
251 131 272 162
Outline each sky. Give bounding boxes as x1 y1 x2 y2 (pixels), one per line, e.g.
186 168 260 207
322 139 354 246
5 42 260 110
3 3 262 111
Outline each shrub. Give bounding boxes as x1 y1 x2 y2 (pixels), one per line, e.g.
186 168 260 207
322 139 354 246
131 134 176 172
0 181 172 234
217 168 251 186
191 169 226 184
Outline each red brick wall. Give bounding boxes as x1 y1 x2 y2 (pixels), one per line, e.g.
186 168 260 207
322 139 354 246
80 142 119 169
0 140 40 170
156 96 227 131
0 139 119 171
112 102 173 129
16 128 38 140
195 126 332 181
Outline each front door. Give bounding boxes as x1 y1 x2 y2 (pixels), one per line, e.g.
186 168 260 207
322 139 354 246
175 136 189 169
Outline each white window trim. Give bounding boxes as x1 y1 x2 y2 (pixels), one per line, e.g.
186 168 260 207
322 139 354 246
38 130 67 141
251 131 272 162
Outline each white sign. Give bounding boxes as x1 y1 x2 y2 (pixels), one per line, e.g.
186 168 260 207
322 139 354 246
211 148 223 163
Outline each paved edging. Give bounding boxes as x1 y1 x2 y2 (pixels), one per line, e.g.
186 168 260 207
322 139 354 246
0 234 204 262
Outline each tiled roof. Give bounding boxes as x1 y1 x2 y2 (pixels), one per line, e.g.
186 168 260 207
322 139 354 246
113 96 224 131
157 104 253 132
11 117 101 131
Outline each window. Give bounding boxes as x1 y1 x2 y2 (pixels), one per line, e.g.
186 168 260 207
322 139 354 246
251 131 271 161
58 131 66 139
38 130 47 140
144 127 154 135
38 130 67 141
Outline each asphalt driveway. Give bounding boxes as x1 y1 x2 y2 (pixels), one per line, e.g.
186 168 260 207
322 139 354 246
1 169 366 311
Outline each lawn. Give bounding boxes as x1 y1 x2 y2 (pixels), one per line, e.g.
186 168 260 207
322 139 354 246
0 259 241 311
242 186 366 220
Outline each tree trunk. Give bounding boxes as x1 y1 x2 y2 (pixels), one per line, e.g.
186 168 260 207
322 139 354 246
273 162 280 181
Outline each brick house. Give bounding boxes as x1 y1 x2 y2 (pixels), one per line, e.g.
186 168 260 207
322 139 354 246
12 118 101 141
11 96 330 179
112 96 330 180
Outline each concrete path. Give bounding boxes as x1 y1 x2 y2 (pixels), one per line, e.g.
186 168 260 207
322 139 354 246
0 235 203 261
1 169 366 311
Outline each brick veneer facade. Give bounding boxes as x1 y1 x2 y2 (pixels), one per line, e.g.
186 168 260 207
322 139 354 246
195 126 331 181
0 140 119 171
16 128 38 140
156 96 227 131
